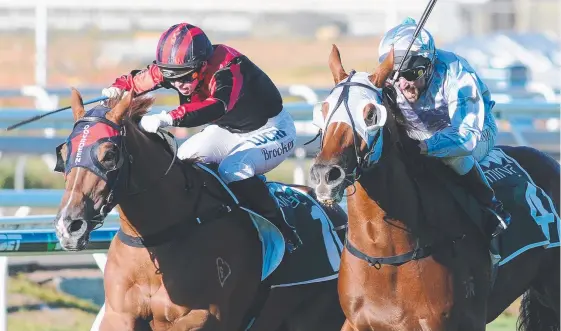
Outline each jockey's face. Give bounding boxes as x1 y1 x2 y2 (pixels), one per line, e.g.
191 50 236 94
172 80 198 96
394 56 431 103
161 62 207 96
397 74 427 103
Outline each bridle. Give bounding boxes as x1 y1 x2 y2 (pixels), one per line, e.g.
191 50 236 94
311 70 384 185
54 108 178 228
308 70 465 269
312 73 465 269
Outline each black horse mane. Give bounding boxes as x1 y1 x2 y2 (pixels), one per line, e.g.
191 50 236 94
376 87 469 242
380 86 419 140
111 96 200 166
380 86 449 175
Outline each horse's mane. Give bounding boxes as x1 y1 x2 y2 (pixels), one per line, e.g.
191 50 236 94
104 95 157 123
382 92 440 172
127 96 157 122
381 86 418 136
381 88 472 241
106 95 200 165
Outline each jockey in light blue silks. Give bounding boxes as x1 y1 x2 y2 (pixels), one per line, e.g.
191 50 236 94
378 18 511 240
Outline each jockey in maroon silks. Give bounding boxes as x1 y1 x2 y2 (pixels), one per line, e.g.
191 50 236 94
102 23 302 252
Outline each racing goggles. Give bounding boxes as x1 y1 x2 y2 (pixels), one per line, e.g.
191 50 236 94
156 63 200 82
393 65 428 82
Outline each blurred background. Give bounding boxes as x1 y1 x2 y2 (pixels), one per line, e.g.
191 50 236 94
0 0 559 330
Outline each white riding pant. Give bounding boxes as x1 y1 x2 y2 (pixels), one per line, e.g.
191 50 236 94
442 124 497 176
177 108 297 184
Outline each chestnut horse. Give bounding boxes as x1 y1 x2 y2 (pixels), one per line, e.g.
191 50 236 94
309 45 560 331
51 88 346 331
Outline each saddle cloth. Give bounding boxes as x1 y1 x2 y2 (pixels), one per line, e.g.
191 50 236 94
478 148 560 266
195 164 348 287
264 180 347 288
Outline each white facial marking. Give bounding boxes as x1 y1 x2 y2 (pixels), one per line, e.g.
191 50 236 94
419 318 432 331
56 168 82 239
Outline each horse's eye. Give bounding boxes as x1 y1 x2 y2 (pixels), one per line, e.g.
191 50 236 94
366 108 377 125
103 150 116 161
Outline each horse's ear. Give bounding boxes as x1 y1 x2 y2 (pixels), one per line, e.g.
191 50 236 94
108 90 133 122
328 44 348 84
369 46 395 88
70 88 85 122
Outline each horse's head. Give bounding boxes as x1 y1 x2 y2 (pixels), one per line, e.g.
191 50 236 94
309 44 394 204
52 88 155 250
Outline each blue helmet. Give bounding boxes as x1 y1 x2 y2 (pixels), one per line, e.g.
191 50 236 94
378 17 436 71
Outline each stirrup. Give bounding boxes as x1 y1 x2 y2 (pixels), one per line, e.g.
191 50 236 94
487 210 509 238
286 240 301 254
285 230 303 254
491 221 508 238
489 237 501 289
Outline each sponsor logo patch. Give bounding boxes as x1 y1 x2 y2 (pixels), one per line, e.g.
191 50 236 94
247 129 288 147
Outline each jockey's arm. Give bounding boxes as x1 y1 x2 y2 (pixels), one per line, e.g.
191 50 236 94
423 70 485 158
111 64 164 95
168 66 242 128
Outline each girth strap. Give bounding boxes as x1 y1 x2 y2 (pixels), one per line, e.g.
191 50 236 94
344 234 465 270
345 237 432 269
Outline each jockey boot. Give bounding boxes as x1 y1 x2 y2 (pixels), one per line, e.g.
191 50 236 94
459 163 511 239
227 176 303 253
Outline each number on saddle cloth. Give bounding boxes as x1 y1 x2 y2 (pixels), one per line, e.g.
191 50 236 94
478 148 560 266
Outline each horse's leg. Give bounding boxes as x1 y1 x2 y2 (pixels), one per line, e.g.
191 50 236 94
99 304 150 331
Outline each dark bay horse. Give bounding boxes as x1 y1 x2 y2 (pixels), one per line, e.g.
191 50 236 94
51 88 346 331
309 45 560 331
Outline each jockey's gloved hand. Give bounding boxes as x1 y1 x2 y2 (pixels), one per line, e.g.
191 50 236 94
101 86 126 101
139 111 174 133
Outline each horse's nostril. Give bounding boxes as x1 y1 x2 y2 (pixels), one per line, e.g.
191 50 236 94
327 167 343 184
69 220 84 233
310 166 320 183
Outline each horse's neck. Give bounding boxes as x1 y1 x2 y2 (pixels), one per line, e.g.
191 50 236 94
347 149 423 255
117 123 192 237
